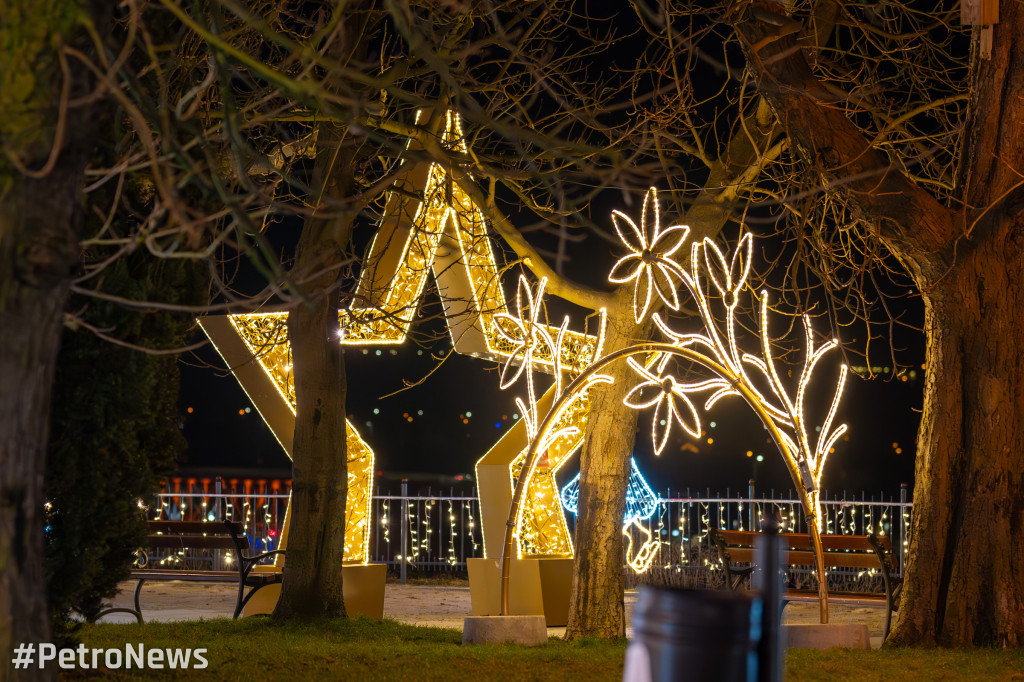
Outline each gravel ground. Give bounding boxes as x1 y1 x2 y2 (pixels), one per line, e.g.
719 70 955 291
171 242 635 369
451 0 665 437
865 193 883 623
101 580 886 648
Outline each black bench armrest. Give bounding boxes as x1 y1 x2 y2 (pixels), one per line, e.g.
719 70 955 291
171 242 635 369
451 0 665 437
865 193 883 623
707 527 753 590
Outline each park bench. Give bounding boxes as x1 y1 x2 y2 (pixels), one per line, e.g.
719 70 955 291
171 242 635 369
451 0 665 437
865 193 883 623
708 528 901 638
100 520 284 623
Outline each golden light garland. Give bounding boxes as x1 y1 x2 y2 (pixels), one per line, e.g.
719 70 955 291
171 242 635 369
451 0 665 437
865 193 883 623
206 314 375 564
339 111 601 374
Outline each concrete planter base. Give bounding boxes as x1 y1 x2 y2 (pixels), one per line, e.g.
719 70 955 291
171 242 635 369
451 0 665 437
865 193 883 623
782 623 871 650
462 615 548 645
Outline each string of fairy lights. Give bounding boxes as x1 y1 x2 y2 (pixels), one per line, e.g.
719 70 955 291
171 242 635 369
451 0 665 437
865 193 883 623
365 493 896 573
86 484 901 579
380 496 483 568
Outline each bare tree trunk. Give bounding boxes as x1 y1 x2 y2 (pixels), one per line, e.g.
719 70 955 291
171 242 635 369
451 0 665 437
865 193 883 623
889 7 1024 645
272 120 355 619
736 0 1024 647
0 168 87 679
889 230 1024 647
1 3 109 663
566 288 651 640
275 285 349 618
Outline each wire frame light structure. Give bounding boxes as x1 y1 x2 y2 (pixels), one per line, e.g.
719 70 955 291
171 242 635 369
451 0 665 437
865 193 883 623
201 111 603 565
498 189 849 624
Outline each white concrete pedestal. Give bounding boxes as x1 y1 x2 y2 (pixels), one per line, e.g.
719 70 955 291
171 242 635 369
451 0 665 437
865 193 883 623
782 623 871 650
462 615 548 645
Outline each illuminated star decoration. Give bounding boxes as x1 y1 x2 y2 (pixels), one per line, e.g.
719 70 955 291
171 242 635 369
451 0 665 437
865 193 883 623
205 111 606 568
489 272 623 560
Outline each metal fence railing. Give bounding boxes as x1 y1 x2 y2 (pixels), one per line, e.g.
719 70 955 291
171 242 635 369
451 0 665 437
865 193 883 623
150 481 912 583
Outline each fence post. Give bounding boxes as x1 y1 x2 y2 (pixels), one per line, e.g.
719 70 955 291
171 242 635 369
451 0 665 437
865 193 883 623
214 477 223 570
899 483 908 577
400 478 408 585
214 477 222 520
748 479 756 531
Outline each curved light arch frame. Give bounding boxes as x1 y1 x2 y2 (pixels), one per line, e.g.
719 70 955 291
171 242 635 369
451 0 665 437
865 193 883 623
496 189 850 624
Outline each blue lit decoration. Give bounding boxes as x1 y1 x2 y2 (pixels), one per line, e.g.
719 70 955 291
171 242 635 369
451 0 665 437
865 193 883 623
560 458 659 524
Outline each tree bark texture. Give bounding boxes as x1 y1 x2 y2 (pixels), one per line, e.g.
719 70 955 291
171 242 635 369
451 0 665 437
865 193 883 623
1 4 111 673
737 0 1024 646
271 0 373 620
272 119 357 619
275 283 350 618
890 232 1024 646
566 288 652 640
891 6 1024 644
0 169 88 680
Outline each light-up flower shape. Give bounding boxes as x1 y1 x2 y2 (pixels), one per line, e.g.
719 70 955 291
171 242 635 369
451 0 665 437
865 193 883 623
624 356 708 455
494 276 554 390
609 188 692 323
700 232 752 310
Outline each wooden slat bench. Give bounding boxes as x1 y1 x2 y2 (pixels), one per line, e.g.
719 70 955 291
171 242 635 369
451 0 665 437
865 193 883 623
100 520 284 623
708 528 901 638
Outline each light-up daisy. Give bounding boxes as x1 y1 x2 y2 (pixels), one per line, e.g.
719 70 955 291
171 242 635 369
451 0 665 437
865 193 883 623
608 188 692 323
493 276 553 390
623 356 703 455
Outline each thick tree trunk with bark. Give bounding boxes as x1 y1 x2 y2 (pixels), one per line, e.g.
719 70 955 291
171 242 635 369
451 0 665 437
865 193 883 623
0 171 89 679
275 283 350 618
270 0 372 619
1 5 109 671
272 120 356 619
566 289 651 640
736 0 1024 647
890 231 1024 646
890 19 1024 642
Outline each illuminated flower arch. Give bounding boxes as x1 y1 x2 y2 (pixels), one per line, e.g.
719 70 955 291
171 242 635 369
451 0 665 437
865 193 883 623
497 188 848 621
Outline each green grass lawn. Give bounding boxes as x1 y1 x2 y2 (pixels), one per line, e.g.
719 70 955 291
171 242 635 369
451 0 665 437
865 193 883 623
61 619 1024 681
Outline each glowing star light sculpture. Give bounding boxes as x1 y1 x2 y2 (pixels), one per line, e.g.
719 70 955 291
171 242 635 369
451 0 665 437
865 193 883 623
497 188 849 624
201 111 604 573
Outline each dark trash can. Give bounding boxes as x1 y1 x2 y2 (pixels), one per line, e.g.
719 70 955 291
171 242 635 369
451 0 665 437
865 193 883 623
625 586 761 682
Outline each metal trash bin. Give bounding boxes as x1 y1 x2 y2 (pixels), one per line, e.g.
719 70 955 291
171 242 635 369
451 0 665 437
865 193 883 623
624 587 761 682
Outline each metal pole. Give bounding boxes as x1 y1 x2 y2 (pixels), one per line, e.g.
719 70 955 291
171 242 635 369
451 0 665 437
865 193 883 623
215 477 223 522
401 478 408 585
214 477 223 570
755 515 782 682
899 483 908 578
748 479 756 531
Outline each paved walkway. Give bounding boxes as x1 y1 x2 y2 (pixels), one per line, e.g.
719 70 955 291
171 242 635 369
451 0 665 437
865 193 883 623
102 580 886 648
